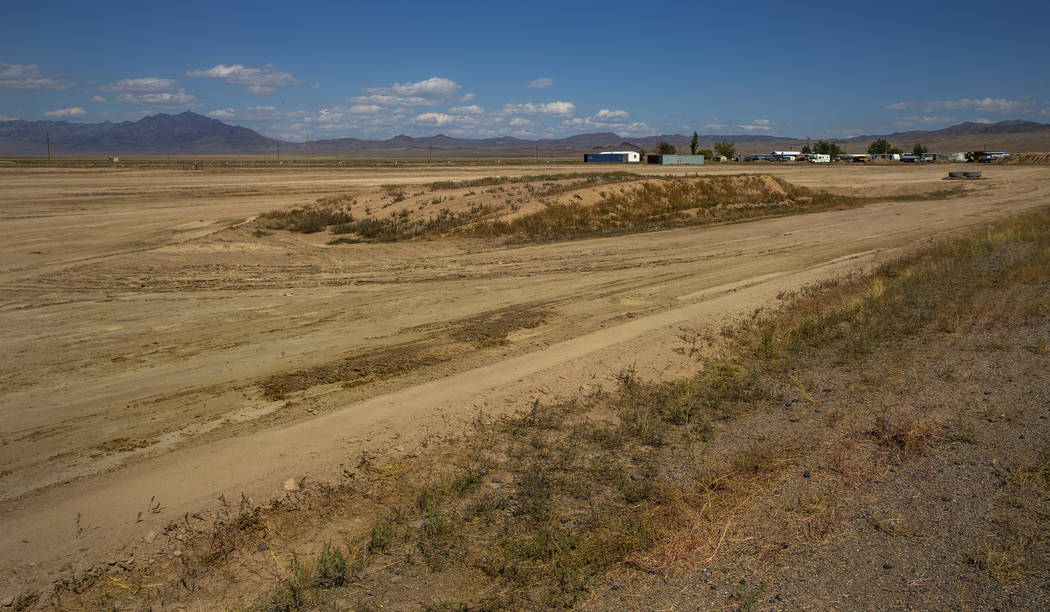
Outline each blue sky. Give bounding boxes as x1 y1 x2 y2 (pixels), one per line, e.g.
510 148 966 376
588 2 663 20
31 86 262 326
2 0 1048 141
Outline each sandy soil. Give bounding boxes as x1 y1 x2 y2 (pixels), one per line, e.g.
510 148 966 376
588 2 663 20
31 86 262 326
1 163 1047 597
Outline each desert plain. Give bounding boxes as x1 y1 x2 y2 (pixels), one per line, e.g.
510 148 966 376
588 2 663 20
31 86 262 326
1 161 1048 606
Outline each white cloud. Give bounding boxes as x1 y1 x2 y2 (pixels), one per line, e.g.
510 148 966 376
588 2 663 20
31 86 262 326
412 112 457 126
460 92 477 102
0 114 18 121
348 104 382 114
501 101 576 117
186 63 303 94
617 123 653 137
100 77 179 93
972 118 995 124
738 118 774 132
0 63 73 90
115 91 196 106
508 117 531 127
559 108 637 132
926 97 1028 113
561 113 652 136
91 95 107 103
591 108 630 122
352 77 461 106
448 104 484 115
884 101 910 111
44 107 87 118
207 105 280 121
528 77 553 88
702 121 728 131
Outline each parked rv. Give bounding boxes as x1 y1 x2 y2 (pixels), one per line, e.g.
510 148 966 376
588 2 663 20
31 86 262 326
772 150 802 162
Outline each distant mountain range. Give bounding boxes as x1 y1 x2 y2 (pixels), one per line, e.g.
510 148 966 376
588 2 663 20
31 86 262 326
2 111 1048 157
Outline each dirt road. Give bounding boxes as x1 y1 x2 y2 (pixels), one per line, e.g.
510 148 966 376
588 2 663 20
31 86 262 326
1 163 1047 594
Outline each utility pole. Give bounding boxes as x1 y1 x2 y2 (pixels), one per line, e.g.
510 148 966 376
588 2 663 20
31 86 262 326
46 131 51 161
427 143 432 164
276 140 280 162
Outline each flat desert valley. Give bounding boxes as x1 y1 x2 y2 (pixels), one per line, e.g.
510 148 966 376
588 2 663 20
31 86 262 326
1 162 1048 604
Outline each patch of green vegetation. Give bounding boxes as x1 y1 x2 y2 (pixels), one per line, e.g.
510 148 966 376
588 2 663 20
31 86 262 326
258 207 354 234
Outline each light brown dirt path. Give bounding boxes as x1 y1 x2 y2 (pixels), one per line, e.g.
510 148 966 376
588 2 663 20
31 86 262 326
0 165 1047 596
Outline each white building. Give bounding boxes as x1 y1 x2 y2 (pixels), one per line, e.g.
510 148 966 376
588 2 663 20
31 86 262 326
600 150 641 163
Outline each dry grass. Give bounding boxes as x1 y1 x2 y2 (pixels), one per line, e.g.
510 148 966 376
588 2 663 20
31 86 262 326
48 205 1050 609
259 174 863 244
259 305 551 400
259 341 447 400
469 174 857 242
427 171 636 192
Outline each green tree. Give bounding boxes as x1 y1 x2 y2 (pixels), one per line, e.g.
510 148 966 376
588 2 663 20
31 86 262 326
868 138 893 155
714 140 736 159
658 141 676 155
813 140 843 157
690 131 699 155
801 145 812 154
913 143 928 156
697 148 714 158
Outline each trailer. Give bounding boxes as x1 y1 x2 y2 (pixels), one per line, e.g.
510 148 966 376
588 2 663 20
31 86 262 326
808 154 831 163
584 153 629 163
646 154 704 165
599 150 641 163
966 151 1010 163
772 150 802 162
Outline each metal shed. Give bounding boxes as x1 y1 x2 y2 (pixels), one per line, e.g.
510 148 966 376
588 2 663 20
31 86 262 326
646 154 705 165
584 153 630 163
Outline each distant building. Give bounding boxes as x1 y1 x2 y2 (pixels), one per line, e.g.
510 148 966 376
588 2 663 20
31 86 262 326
585 153 632 163
772 150 802 161
646 154 704 165
599 150 641 163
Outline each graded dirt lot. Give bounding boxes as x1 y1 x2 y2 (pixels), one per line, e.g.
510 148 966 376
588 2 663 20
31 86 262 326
1 162 1048 599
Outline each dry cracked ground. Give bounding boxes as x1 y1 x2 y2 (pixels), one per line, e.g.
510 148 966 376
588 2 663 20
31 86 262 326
0 161 1048 609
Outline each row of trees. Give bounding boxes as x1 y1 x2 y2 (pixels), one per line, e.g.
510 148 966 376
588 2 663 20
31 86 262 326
804 139 928 157
649 135 929 160
801 140 844 157
656 132 736 159
868 139 929 156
